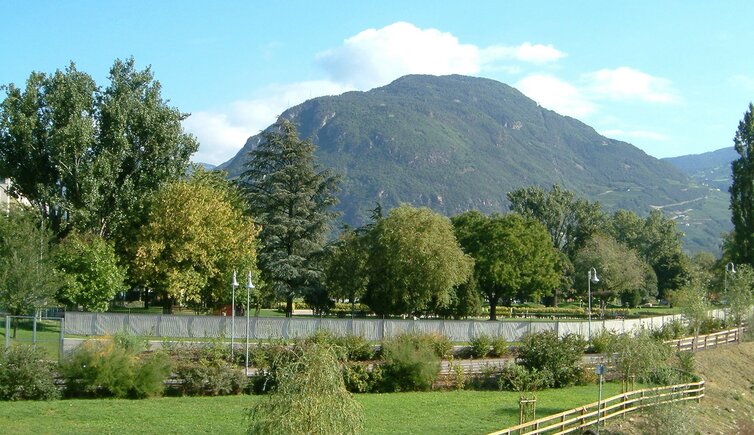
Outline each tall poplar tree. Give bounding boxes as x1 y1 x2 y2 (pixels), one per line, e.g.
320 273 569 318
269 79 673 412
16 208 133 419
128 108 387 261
730 103 754 265
241 120 339 317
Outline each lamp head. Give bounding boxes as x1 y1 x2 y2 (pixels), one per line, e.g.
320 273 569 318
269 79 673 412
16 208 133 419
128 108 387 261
232 270 239 287
247 271 255 289
590 268 599 283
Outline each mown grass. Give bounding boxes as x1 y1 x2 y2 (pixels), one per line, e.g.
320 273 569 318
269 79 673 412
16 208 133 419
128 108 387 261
0 317 62 360
0 383 625 434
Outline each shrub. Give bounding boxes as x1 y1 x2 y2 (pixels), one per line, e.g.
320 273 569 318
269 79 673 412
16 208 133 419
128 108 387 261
490 336 509 357
466 364 501 390
587 330 616 354
60 336 172 398
469 334 491 358
608 331 672 386
176 360 247 396
698 316 727 334
342 362 381 393
497 363 553 392
379 334 440 392
653 320 688 340
0 345 60 401
335 335 374 361
517 331 586 388
247 343 364 435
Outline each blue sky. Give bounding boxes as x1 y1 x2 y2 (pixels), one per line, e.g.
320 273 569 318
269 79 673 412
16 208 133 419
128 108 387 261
3 1 754 165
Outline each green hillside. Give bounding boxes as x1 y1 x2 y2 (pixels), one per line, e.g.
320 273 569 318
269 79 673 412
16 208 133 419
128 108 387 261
220 74 724 253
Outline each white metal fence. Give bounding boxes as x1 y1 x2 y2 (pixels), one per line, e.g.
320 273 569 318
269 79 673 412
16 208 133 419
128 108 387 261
62 310 728 342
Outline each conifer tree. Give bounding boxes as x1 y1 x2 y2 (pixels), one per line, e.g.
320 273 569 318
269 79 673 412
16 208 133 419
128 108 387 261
241 120 339 317
730 103 754 265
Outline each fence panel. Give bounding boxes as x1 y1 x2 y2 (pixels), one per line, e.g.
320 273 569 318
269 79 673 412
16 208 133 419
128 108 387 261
3 316 64 362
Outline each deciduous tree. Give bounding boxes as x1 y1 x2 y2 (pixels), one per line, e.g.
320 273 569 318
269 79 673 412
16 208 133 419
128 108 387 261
134 169 258 312
54 231 127 312
452 211 561 320
362 204 473 316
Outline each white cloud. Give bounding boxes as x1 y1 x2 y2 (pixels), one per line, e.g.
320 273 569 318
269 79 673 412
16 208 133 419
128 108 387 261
515 74 595 118
315 22 480 89
185 80 353 165
188 22 569 165
481 42 566 64
601 129 669 142
585 67 678 103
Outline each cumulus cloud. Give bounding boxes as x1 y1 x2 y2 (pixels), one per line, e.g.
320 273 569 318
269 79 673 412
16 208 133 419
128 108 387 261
315 22 480 89
188 21 569 165
515 74 596 118
585 67 678 103
481 42 566 64
185 80 353 165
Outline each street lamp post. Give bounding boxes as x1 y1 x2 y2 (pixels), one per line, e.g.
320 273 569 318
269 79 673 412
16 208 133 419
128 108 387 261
231 271 238 360
245 271 254 375
588 268 599 340
725 262 736 295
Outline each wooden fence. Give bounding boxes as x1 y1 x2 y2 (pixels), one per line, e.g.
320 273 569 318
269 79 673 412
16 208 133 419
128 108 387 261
487 380 705 435
665 327 742 352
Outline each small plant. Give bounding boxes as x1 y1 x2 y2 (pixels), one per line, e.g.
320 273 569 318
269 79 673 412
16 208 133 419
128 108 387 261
335 334 375 361
587 330 615 354
59 336 172 398
675 351 695 375
176 360 248 396
247 343 364 435
517 331 586 388
447 356 467 390
0 345 60 401
469 334 491 358
490 336 509 357
652 320 687 340
379 334 441 392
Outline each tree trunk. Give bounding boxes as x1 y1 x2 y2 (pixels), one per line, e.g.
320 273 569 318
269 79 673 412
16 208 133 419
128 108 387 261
286 296 293 318
163 297 173 314
489 302 497 321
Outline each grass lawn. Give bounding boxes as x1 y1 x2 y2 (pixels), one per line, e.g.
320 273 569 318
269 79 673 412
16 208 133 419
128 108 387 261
0 317 62 361
0 383 625 434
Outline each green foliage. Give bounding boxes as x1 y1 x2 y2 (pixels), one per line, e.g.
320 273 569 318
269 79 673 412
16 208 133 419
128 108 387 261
0 345 60 400
724 263 754 326
362 204 473 316
342 362 382 393
134 169 258 311
609 209 690 299
241 120 340 317
640 400 696 435
517 331 586 388
469 334 491 358
247 343 364 435
60 336 172 398
324 227 370 313
573 234 655 306
729 103 754 265
490 336 509 358
508 184 605 258
607 331 672 384
670 279 711 337
54 231 127 311
0 209 62 316
452 211 561 319
0 59 197 246
380 334 441 392
497 363 553 393
587 330 617 354
652 320 688 340
175 360 247 396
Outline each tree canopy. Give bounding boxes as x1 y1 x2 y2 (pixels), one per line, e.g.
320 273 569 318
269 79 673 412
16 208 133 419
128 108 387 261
0 208 61 316
134 169 258 312
729 103 754 265
241 120 339 317
0 58 198 249
452 211 561 320
361 204 473 316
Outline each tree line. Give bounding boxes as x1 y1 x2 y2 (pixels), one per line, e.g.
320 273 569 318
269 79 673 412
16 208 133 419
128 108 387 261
0 60 752 321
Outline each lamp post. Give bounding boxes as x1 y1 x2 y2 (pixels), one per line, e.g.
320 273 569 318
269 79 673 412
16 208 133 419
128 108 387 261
588 267 599 340
725 262 736 296
245 271 254 375
231 270 238 360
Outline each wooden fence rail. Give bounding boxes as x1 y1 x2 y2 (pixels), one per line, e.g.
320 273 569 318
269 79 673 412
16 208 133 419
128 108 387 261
487 380 705 435
665 327 742 352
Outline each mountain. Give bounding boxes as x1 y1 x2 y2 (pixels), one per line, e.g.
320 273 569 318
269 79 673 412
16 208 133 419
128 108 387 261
663 147 737 191
219 74 725 253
